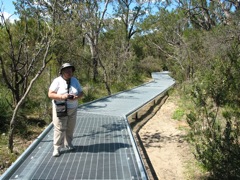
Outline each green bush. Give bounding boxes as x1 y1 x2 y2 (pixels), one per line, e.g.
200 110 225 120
186 74 240 178
185 24 240 179
0 98 11 133
172 109 185 120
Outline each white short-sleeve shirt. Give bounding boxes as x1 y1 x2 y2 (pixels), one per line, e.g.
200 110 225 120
49 76 82 108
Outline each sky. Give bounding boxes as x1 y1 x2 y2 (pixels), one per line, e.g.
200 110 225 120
0 0 114 22
0 0 163 23
1 0 15 14
1 0 18 22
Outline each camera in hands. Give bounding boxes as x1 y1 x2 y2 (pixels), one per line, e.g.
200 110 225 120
68 95 74 99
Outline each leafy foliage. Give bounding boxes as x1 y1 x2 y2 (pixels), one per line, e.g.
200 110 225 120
185 24 240 178
0 98 11 132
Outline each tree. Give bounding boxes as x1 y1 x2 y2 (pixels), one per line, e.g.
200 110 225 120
68 0 110 83
177 0 240 30
136 8 196 81
0 5 54 152
35 0 112 91
114 0 147 51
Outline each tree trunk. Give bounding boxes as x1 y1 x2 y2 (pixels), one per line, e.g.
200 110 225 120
99 58 111 95
92 56 98 82
8 126 14 152
89 42 99 82
8 44 52 152
8 101 21 152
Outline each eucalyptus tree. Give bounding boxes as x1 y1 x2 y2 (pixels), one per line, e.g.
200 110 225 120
113 0 148 52
94 0 154 86
0 2 54 152
17 0 79 64
26 0 110 81
136 8 196 80
98 17 137 87
176 0 240 30
72 0 111 87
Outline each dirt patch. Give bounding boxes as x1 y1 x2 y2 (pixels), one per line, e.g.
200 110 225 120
139 95 204 180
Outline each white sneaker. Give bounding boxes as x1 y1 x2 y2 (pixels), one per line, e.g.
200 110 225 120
52 149 60 157
66 145 75 151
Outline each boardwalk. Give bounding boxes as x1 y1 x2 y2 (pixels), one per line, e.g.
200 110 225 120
1 72 175 180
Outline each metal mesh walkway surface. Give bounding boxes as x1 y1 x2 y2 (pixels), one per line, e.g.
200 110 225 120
1 72 175 180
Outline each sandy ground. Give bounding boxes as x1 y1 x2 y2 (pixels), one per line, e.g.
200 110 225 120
139 95 203 180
